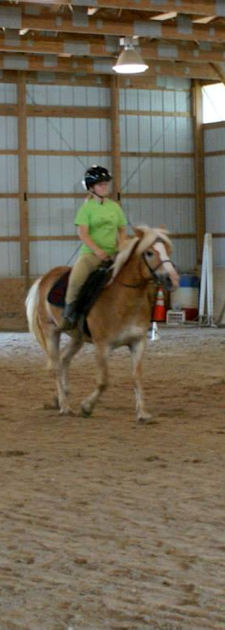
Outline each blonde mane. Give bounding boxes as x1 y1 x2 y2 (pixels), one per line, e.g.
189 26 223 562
111 225 172 281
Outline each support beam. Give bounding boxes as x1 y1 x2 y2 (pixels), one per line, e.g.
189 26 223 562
111 75 120 202
210 61 225 83
17 14 225 45
192 80 205 265
13 1 224 18
18 71 29 288
3 35 225 67
0 53 219 80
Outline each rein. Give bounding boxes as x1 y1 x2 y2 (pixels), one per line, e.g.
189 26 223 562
115 254 172 289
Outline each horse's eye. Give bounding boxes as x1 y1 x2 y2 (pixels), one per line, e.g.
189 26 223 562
146 251 153 258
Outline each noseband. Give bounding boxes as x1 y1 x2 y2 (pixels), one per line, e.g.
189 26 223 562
115 240 176 289
142 253 176 285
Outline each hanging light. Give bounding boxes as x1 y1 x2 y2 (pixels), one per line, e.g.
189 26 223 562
112 41 149 75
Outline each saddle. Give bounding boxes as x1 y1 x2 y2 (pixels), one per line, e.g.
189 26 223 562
47 259 113 320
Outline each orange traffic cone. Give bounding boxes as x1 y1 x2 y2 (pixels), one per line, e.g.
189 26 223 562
152 286 166 322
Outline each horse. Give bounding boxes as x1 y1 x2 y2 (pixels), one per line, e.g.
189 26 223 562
25 225 179 423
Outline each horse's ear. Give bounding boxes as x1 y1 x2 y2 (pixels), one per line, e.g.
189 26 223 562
133 227 144 239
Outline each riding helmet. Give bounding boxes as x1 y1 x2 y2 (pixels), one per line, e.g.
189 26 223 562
82 165 112 190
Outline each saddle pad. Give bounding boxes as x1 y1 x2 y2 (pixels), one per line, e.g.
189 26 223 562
47 259 112 313
47 269 71 308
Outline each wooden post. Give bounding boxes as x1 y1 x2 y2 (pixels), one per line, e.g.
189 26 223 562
111 74 121 202
192 79 205 265
18 71 29 290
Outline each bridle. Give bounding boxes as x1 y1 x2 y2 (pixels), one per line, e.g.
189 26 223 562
142 252 176 285
115 239 177 289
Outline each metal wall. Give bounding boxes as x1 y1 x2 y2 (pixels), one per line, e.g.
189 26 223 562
27 84 111 274
204 124 225 266
0 78 196 277
0 83 20 275
120 80 196 271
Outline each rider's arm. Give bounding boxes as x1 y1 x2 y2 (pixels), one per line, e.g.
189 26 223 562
77 225 108 261
117 226 127 248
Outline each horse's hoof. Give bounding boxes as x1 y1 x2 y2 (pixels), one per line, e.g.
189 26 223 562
80 403 92 418
59 407 74 416
44 396 60 410
137 414 154 425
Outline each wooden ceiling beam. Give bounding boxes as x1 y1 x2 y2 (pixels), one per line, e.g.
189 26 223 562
1 34 225 66
15 14 225 45
13 1 225 18
0 53 218 79
210 61 225 84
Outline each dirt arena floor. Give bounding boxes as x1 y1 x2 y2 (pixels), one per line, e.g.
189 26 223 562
0 325 225 630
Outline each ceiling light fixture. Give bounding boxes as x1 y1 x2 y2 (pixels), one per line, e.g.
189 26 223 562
87 7 98 16
112 41 148 75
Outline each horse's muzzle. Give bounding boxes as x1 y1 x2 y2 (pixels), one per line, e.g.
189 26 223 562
158 274 174 291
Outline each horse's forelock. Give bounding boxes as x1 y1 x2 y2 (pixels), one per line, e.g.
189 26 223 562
136 226 172 256
111 226 172 281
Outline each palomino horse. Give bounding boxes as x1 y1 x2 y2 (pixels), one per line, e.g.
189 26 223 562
26 226 179 422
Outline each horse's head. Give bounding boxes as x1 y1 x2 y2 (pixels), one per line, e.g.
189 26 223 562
134 225 179 290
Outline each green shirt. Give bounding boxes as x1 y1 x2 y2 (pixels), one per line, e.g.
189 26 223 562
74 197 127 255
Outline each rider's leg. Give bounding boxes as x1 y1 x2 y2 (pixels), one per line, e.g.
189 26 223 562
62 253 100 327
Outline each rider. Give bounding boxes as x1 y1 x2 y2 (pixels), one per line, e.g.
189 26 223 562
62 165 127 328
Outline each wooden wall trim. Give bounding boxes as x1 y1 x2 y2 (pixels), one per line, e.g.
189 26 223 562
192 80 205 264
111 75 120 202
18 71 29 286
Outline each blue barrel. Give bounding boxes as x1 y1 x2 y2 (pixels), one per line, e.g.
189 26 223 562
171 274 200 320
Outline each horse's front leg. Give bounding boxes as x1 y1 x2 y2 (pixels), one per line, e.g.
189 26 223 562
81 344 109 417
130 337 152 423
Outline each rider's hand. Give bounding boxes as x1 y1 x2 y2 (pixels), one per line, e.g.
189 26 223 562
95 248 109 261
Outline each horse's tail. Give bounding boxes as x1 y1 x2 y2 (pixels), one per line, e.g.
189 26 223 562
25 278 47 352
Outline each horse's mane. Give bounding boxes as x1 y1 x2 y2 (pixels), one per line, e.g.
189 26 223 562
111 225 172 281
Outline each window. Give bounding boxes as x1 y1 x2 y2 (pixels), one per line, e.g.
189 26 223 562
202 83 225 123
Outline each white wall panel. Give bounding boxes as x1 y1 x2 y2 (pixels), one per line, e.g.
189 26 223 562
29 240 79 275
121 157 194 194
0 117 18 149
28 155 111 194
120 115 193 153
172 238 196 272
26 84 110 107
213 239 225 266
27 117 111 152
176 117 193 152
156 76 191 91
204 155 225 193
122 198 195 233
0 242 20 276
206 197 225 232
0 199 20 236
120 87 191 114
204 123 225 267
175 91 191 113
204 126 225 153
0 83 17 103
29 198 78 236
0 156 18 192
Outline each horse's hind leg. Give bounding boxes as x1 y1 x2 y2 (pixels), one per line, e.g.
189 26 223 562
45 330 72 415
130 338 152 423
81 344 109 417
60 336 83 397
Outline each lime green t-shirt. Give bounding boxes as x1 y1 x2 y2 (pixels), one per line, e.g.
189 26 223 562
74 197 127 255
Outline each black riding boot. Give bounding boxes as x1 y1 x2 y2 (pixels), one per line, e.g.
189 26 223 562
61 301 79 330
